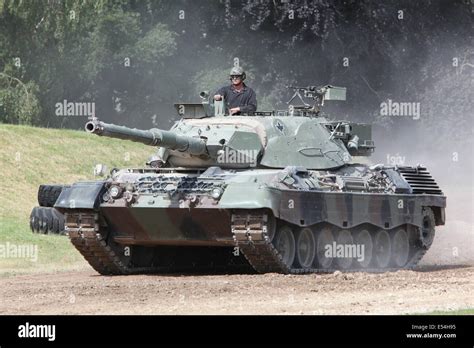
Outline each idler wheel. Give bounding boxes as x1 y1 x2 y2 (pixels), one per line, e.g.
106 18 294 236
420 208 436 249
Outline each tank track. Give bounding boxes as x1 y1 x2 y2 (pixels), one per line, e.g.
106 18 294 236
231 212 290 273
66 209 428 275
66 210 252 275
66 210 137 275
231 210 428 274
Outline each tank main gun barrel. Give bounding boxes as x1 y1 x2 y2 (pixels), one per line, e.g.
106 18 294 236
85 119 208 155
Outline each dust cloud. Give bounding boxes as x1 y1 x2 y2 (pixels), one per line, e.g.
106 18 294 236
372 121 473 266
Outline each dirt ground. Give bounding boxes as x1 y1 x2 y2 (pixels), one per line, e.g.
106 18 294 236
2 184 472 315
2 208 472 315
2 218 473 315
1 263 472 315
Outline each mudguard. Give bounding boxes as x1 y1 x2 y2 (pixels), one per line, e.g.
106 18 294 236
54 181 106 211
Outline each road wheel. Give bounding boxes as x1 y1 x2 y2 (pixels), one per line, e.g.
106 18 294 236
51 208 66 235
272 225 296 268
29 206 66 235
374 229 391 269
38 185 68 207
335 229 354 269
391 228 410 267
315 226 335 269
354 228 373 269
30 207 40 233
295 227 316 269
38 207 49 234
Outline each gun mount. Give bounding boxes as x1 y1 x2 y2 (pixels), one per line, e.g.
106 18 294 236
286 85 347 114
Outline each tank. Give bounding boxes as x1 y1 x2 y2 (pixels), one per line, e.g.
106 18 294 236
53 85 446 274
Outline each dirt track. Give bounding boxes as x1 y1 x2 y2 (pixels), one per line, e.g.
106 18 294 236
2 216 473 315
1 264 472 315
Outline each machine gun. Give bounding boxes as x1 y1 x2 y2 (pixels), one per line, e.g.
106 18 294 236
286 85 347 114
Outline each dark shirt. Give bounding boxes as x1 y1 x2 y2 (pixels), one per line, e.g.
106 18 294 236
217 83 257 115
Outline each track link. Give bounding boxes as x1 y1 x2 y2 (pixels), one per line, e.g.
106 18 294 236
232 212 289 273
66 211 131 275
231 210 428 274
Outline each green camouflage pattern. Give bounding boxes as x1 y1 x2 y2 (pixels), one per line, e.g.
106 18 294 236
54 86 447 274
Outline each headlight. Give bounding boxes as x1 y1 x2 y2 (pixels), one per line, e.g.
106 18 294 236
102 192 110 202
123 191 136 204
211 187 223 199
109 185 122 199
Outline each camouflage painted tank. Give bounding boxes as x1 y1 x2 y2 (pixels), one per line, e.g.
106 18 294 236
53 85 446 274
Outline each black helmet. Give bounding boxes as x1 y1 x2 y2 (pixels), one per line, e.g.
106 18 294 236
229 66 246 81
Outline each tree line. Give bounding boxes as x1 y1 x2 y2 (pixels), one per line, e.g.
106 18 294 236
0 0 471 142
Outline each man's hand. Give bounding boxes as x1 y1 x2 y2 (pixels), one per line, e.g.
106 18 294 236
213 94 222 101
229 107 240 115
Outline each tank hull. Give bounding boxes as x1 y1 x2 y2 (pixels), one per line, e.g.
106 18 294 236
56 165 446 275
95 190 445 246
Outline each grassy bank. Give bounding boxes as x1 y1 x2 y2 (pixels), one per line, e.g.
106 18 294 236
0 124 152 274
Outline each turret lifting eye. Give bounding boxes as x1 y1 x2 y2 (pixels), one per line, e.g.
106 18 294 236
219 139 226 145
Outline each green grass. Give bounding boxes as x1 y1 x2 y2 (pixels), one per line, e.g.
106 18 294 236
0 123 153 275
0 218 88 276
421 308 474 315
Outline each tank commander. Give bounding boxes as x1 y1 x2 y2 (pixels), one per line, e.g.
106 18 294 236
213 66 257 115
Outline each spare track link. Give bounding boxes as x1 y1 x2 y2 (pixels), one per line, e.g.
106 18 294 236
231 211 428 274
66 210 131 275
